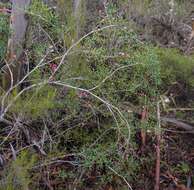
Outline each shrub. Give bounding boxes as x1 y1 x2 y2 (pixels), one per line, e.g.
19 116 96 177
157 48 194 88
0 2 163 189
0 151 36 190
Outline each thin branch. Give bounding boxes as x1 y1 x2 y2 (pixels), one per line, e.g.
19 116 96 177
89 63 142 91
1 50 50 113
108 166 133 190
154 102 161 190
50 81 131 138
49 25 117 80
4 60 13 89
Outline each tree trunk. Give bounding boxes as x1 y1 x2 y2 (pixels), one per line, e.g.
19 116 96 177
2 0 31 90
73 0 84 38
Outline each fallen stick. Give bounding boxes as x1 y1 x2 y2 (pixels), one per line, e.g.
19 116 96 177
161 117 194 133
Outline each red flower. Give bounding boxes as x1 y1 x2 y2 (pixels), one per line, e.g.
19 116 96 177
78 91 89 98
49 63 57 72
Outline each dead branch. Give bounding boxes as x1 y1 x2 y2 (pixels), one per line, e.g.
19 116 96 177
161 117 194 133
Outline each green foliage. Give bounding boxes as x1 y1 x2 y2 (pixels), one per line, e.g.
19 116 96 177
81 143 140 186
46 8 161 187
10 85 57 119
82 145 114 169
29 0 57 26
49 6 162 160
177 162 190 174
157 48 194 88
0 1 193 189
1 151 36 190
2 1 190 189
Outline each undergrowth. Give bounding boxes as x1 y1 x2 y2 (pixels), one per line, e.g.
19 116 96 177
0 1 193 189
